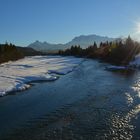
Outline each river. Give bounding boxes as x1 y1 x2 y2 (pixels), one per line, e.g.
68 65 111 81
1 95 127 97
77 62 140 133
0 59 140 140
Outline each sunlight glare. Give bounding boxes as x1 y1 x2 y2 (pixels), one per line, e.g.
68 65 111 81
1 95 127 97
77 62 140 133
135 22 140 34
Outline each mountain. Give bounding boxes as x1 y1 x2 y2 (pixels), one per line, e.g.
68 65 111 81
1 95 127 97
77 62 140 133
66 35 116 47
27 34 118 52
27 41 65 53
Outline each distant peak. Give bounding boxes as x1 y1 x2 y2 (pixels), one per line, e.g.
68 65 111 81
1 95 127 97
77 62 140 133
35 40 40 43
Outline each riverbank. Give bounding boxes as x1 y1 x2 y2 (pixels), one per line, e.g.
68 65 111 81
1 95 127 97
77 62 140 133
0 56 83 96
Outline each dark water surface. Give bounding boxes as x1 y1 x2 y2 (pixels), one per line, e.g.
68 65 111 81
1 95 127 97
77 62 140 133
0 59 140 140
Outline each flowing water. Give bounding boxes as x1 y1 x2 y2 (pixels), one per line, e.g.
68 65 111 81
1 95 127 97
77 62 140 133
0 59 140 140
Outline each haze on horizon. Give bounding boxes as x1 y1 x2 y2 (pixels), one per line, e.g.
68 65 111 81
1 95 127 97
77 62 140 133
0 0 140 46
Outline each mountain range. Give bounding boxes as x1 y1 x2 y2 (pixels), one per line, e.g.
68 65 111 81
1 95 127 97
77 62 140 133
27 34 119 53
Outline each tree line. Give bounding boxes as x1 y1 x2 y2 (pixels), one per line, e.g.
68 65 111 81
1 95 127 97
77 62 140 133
58 36 140 65
0 43 24 64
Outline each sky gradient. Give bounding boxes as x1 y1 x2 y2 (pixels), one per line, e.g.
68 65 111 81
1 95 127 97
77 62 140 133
0 0 140 46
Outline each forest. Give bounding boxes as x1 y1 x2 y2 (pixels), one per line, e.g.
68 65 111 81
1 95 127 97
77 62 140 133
0 43 44 64
59 36 140 65
0 43 24 64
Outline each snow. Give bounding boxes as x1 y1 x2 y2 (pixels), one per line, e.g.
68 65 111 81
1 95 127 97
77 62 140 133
0 56 83 96
106 65 126 69
105 65 128 71
129 54 140 67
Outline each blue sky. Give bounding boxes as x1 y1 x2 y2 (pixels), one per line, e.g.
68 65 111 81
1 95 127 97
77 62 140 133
0 0 140 46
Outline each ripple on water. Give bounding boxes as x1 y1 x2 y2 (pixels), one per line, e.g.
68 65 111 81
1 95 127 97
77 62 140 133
2 93 139 140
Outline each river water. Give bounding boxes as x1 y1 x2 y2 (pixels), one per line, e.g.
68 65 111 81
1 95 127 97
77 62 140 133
0 59 140 140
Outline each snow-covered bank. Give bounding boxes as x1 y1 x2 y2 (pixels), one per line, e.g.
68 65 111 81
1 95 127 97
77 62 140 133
129 54 140 68
105 54 140 71
105 65 135 71
105 65 128 71
0 56 83 96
